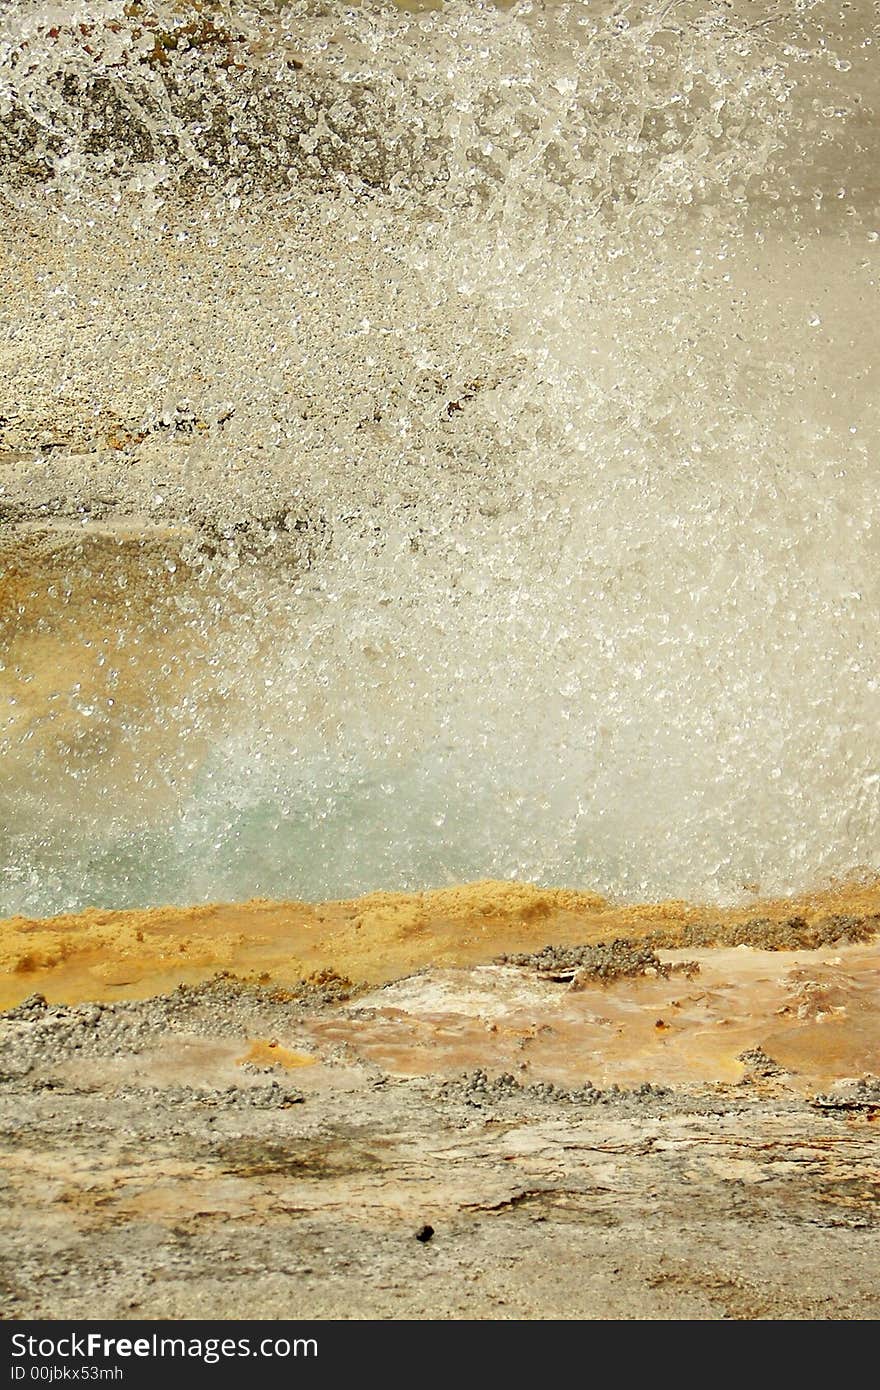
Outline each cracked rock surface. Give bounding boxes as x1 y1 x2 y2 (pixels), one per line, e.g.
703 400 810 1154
2 948 879 1320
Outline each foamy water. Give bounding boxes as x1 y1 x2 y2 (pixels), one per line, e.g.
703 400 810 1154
0 1 877 915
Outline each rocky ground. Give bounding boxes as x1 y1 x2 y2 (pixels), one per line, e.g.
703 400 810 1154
2 909 879 1321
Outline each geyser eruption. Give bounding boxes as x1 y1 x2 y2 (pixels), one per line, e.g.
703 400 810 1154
0 0 877 916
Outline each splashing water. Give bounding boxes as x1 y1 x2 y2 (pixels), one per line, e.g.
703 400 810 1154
0 0 877 916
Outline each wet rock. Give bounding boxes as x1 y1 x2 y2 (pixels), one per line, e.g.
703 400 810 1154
648 913 880 952
737 1047 787 1079
498 939 673 985
811 1075 880 1114
433 1068 671 1112
3 994 49 1023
